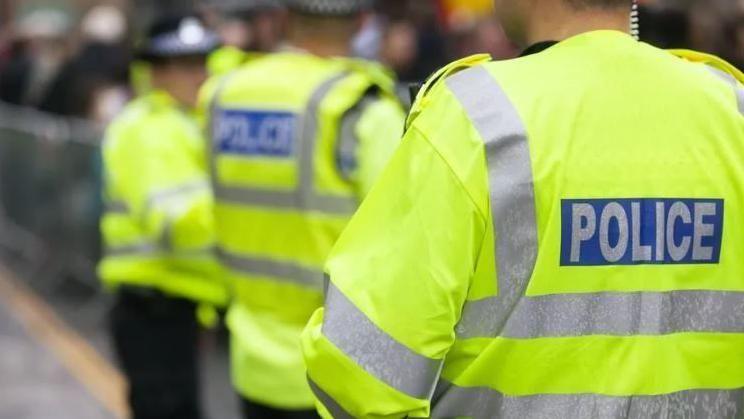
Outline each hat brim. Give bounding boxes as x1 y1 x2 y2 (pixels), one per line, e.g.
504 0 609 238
136 33 221 61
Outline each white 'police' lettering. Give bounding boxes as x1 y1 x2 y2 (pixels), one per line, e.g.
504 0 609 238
562 199 723 266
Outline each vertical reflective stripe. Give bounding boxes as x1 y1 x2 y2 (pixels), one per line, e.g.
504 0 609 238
707 66 744 115
446 66 538 334
432 381 744 419
210 72 359 214
299 72 357 213
217 248 325 289
336 94 378 182
307 377 354 419
322 283 443 399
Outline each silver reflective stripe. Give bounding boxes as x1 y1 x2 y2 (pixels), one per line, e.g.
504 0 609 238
307 377 354 419
449 66 744 340
322 283 443 399
105 200 129 215
336 94 378 182
217 248 324 289
105 180 210 217
210 72 359 215
145 179 210 214
707 66 744 115
105 243 215 258
432 382 744 419
105 243 160 257
446 66 538 334
457 290 744 339
214 184 357 214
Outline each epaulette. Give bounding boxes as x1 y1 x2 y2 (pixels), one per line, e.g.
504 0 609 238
406 54 492 130
669 49 744 84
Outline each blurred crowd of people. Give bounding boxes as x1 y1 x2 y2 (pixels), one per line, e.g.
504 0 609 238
0 0 741 125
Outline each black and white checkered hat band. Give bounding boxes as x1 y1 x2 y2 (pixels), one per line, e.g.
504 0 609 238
144 32 220 58
287 0 373 15
211 0 283 12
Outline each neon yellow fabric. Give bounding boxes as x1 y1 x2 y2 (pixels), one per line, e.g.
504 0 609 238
208 46 248 76
207 46 266 76
302 31 744 417
99 90 227 306
444 334 744 396
670 49 744 82
203 52 405 408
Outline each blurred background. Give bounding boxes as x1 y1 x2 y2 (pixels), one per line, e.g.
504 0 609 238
0 0 740 418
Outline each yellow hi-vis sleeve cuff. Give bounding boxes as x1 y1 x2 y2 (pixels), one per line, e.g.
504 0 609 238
302 309 431 418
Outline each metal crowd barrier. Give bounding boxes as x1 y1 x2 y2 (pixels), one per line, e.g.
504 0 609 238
0 102 104 311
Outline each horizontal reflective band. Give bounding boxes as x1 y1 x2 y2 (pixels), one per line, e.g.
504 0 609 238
214 184 357 215
307 377 354 419
322 283 443 399
106 243 216 258
432 382 744 419
446 65 538 332
146 180 211 213
105 200 129 215
457 290 744 339
708 66 744 115
105 243 160 257
217 248 324 289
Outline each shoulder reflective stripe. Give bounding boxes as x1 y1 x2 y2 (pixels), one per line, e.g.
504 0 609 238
322 283 443 399
457 290 744 339
336 94 378 182
707 66 744 115
105 200 129 215
145 180 211 214
432 382 744 419
217 248 324 289
211 72 359 215
214 184 357 215
105 243 160 257
307 377 354 419
445 66 538 332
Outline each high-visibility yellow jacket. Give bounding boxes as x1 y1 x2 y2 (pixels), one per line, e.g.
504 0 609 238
99 90 226 306
208 45 266 76
202 52 405 409
302 30 744 418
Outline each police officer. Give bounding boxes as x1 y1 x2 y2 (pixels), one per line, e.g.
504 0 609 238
302 0 744 417
99 14 225 419
202 0 406 417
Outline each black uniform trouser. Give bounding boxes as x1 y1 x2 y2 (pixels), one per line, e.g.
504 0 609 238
110 288 202 419
241 397 320 419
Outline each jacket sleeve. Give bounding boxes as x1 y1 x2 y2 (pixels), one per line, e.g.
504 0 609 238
104 114 215 253
301 122 487 418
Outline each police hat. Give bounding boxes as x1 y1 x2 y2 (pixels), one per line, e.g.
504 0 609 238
137 14 220 62
211 0 284 14
285 0 373 16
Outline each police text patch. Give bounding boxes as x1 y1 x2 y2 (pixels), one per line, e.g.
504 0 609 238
560 199 724 266
215 109 297 158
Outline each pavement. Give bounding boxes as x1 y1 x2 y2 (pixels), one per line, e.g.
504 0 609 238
0 265 240 419
0 301 111 419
